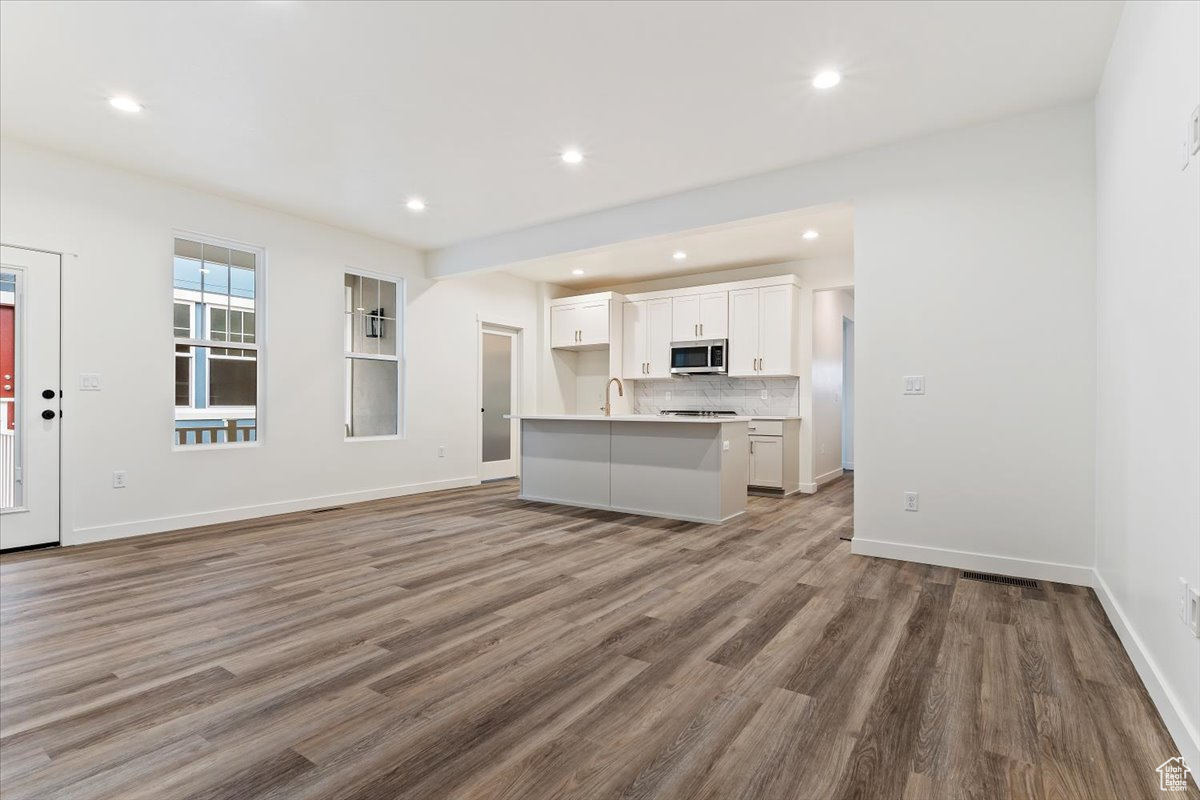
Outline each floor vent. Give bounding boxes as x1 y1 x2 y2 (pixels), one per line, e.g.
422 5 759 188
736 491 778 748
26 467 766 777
310 506 345 514
960 570 1041 590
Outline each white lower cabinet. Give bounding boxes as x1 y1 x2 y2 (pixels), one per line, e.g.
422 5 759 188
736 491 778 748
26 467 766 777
748 436 783 488
746 417 802 493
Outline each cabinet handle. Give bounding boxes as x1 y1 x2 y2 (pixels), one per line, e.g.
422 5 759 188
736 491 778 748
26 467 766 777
700 323 703 336
750 441 755 454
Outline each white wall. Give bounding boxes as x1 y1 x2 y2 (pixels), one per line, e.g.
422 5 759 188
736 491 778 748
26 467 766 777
0 139 543 543
812 289 854 481
1094 0 1200 771
432 103 1098 582
594 255 853 295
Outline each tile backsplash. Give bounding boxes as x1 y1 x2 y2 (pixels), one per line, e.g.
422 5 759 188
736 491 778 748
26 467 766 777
631 376 800 417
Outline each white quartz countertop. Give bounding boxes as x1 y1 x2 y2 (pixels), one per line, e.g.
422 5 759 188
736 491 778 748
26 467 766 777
749 415 803 420
506 414 751 424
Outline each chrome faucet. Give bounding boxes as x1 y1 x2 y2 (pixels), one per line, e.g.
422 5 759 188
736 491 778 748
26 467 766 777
603 377 624 417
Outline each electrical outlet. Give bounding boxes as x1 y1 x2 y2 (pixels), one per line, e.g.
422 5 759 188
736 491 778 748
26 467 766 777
903 376 925 395
665 391 671 401
112 470 127 489
722 440 730 451
437 446 446 458
760 390 769 401
904 492 919 512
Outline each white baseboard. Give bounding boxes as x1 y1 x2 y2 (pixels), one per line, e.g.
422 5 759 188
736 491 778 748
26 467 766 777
815 468 844 486
1092 569 1200 775
67 476 481 546
849 537 1093 585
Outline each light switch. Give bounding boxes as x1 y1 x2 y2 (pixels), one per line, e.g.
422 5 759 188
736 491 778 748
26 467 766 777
79 373 101 391
903 375 925 395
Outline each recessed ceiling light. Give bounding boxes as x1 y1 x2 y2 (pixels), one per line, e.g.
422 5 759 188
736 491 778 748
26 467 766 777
672 251 688 261
802 230 820 240
108 95 143 113
812 70 841 90
405 197 427 212
572 269 585 276
561 148 584 165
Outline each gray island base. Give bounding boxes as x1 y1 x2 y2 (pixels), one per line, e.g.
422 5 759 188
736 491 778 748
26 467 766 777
508 415 750 524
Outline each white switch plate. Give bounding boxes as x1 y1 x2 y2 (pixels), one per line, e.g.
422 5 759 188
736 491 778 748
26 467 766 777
760 390 769 400
437 446 446 458
112 470 127 489
722 440 730 451
1190 105 1200 156
79 373 101 391
1180 578 1190 623
1189 587 1200 637
903 376 925 395
904 492 919 512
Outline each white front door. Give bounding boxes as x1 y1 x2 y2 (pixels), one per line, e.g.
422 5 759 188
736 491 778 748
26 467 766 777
480 326 519 481
0 246 61 550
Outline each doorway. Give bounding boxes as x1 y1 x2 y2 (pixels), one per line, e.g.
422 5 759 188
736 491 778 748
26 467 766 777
841 316 854 471
1 245 61 550
479 324 521 481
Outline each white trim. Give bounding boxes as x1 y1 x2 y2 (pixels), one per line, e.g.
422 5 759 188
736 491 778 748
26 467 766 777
66 476 481 546
1092 570 1200 777
849 537 1094 585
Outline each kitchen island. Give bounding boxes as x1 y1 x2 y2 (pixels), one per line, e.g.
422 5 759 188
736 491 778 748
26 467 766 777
506 414 749 524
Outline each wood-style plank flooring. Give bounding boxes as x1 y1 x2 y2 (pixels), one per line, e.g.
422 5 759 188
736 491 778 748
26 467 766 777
1 476 1193 799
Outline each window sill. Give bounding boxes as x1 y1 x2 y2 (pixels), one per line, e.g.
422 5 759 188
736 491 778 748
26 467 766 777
344 434 403 443
172 440 261 453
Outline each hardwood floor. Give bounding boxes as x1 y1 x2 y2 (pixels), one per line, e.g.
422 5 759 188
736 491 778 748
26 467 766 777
0 476 1192 799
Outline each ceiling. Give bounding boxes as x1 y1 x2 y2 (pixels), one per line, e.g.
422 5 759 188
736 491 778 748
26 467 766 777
504 204 853 290
0 1 1121 250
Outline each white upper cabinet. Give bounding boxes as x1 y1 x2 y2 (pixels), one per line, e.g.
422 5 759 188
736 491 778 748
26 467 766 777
728 285 800 376
728 289 761 375
623 298 672 378
551 300 610 349
671 291 728 342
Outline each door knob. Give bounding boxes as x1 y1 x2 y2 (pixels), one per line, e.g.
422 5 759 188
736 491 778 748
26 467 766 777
42 388 56 399
42 409 56 420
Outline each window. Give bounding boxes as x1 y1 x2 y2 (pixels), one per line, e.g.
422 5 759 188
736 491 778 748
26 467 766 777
344 272 401 438
173 236 262 446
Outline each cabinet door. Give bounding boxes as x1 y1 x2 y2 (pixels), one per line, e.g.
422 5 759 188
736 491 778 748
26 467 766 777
749 436 783 488
698 291 728 340
621 301 646 379
645 298 674 378
757 285 795 376
550 305 578 349
671 295 700 342
577 301 609 345
727 288 760 376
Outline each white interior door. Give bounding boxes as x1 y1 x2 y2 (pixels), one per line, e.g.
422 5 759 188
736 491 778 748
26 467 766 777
1 246 61 550
480 326 519 481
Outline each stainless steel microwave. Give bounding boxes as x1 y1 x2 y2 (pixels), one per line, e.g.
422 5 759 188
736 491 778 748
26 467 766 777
670 339 727 375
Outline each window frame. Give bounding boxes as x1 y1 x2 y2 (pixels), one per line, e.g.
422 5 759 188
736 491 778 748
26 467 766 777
173 300 195 409
343 267 405 442
172 231 266 451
